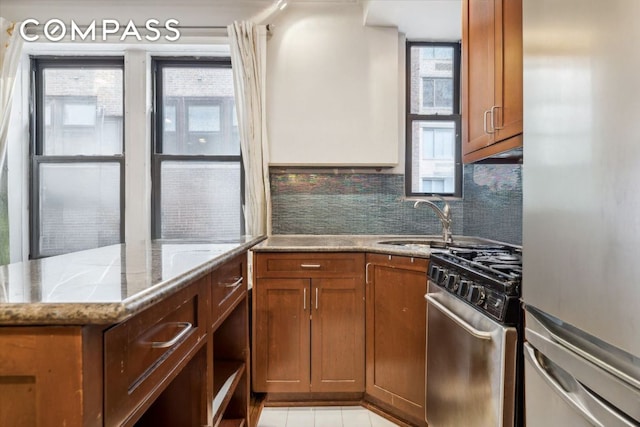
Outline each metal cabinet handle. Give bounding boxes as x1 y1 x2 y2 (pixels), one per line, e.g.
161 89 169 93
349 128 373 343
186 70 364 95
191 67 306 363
483 109 495 134
426 294 492 340
218 277 242 288
491 105 504 130
149 322 192 348
300 264 321 269
365 262 371 284
315 288 319 310
303 288 307 310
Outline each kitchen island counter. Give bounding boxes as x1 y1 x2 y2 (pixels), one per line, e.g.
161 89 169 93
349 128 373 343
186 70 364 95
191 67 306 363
0 236 264 325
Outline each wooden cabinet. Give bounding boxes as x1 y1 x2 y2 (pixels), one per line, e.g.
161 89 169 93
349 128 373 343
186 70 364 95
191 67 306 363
253 253 365 395
253 278 310 392
0 327 102 427
105 279 208 426
0 252 250 427
209 253 250 427
365 254 428 427
462 0 523 163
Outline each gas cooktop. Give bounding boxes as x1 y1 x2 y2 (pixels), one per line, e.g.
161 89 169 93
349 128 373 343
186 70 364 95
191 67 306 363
428 243 522 324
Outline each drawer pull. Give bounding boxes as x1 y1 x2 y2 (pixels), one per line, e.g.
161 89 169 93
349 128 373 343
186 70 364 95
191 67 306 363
218 277 243 288
300 264 321 269
149 322 193 348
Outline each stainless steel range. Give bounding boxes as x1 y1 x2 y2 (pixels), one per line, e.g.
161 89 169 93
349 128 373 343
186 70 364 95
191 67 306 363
425 244 523 427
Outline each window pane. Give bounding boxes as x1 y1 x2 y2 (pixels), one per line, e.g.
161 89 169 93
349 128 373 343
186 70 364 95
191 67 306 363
411 120 456 194
434 79 453 109
164 104 177 132
161 67 238 155
410 46 454 115
39 163 121 257
43 68 123 155
63 101 97 126
160 161 241 239
188 104 221 132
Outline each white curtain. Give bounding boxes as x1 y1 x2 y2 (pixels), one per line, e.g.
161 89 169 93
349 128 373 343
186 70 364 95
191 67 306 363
228 21 272 236
0 18 23 174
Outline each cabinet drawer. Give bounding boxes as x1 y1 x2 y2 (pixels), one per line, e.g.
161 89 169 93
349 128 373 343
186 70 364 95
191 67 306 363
255 253 364 278
211 253 247 329
366 253 429 272
104 278 206 426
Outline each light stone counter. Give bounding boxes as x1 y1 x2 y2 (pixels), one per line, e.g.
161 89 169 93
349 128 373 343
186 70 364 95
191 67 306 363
251 234 494 256
0 236 264 325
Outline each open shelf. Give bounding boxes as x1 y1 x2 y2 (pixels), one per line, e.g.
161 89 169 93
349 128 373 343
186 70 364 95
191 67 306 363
219 419 246 427
212 361 247 426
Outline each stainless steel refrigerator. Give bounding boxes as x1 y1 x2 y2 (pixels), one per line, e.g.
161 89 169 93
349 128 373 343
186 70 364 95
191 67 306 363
522 0 640 425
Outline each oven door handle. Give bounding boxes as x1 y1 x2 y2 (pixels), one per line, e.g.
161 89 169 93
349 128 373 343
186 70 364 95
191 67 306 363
426 294 492 340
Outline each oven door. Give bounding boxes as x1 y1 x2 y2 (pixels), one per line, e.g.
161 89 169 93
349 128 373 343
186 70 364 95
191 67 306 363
426 282 517 427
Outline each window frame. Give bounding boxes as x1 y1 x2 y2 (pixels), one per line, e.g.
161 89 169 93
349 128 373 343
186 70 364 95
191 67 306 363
151 57 244 240
406 41 462 198
29 56 125 259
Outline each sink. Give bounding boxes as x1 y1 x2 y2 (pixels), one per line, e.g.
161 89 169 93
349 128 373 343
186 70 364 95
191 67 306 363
376 239 448 251
377 237 506 252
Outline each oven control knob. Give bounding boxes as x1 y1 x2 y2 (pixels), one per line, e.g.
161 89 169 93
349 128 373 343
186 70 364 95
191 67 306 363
446 273 460 292
467 285 486 305
458 280 471 297
428 265 443 282
429 265 442 282
438 270 449 286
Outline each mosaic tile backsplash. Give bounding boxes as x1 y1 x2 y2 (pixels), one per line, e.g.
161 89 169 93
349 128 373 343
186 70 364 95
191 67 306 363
270 164 522 245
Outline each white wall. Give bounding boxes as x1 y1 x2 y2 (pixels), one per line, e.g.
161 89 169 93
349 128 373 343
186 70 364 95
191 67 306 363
267 3 400 167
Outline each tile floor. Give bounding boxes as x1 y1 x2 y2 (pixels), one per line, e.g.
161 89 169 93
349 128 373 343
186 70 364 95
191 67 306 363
257 406 400 427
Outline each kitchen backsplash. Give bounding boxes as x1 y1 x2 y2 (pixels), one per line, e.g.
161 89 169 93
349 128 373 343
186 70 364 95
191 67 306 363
270 164 522 245
462 164 522 245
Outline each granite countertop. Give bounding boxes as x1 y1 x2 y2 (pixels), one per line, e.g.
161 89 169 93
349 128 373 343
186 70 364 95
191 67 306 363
251 234 495 256
0 236 264 325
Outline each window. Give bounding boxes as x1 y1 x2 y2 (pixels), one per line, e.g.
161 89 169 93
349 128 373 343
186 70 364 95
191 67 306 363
31 58 124 258
406 42 462 197
152 59 243 240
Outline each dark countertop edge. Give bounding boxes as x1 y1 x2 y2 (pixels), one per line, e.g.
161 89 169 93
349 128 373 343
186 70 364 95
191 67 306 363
1 236 266 326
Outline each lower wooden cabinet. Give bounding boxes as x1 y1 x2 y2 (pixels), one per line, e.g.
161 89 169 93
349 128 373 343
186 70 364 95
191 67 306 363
253 253 365 394
105 279 207 426
365 253 428 427
0 327 102 427
0 252 250 427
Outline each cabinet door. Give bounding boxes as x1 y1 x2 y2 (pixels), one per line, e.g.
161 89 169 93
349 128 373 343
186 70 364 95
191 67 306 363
494 0 523 142
0 327 98 427
462 0 523 161
311 277 365 393
253 278 311 393
366 259 428 426
463 0 498 154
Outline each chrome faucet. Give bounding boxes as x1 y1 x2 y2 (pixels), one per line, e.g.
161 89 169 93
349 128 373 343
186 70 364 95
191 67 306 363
413 196 453 244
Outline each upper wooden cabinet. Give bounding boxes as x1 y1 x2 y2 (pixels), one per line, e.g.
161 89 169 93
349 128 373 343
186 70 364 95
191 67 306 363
462 0 523 163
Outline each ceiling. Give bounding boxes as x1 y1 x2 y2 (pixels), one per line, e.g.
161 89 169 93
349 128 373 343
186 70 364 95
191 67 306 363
363 0 462 41
2 0 460 39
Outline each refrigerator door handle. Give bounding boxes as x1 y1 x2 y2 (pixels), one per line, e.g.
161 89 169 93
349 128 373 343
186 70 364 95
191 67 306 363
527 306 640 391
524 343 637 427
